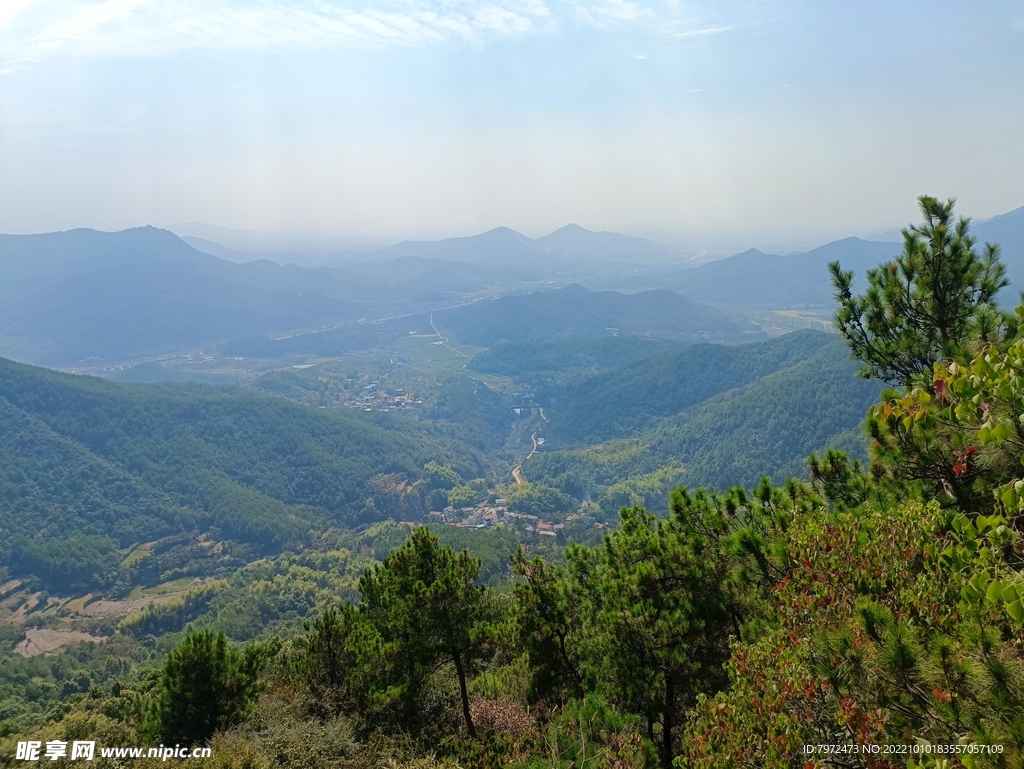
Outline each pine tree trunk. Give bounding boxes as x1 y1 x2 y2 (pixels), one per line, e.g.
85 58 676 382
452 649 476 738
661 672 675 769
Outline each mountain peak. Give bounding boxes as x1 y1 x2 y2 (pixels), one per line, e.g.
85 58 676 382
536 224 670 258
984 204 1024 225
475 226 533 242
547 223 591 236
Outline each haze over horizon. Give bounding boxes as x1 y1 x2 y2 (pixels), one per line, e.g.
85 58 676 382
1 0 1023 246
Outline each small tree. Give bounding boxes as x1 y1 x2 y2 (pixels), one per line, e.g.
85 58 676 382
423 461 461 490
145 630 255 745
830 195 1008 388
512 548 584 705
358 527 489 737
568 498 736 769
297 604 373 718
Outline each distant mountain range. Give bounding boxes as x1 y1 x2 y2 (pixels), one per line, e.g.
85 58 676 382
647 237 901 307
177 223 679 268
0 224 708 366
976 205 1024 286
3 205 1022 365
647 205 1024 308
182 208 1024 308
372 224 676 266
0 227 549 365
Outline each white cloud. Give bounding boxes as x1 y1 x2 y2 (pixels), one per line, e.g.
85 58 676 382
574 0 646 26
0 0 41 30
0 0 559 69
573 0 734 40
0 0 737 69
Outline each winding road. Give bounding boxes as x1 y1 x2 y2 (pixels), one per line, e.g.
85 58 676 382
512 429 543 485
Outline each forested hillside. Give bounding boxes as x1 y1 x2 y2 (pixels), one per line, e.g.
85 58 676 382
525 337 882 503
0 358 480 592
539 329 837 445
467 336 668 379
435 284 752 345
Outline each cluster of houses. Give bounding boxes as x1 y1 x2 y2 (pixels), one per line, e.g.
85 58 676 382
331 382 423 413
427 500 605 536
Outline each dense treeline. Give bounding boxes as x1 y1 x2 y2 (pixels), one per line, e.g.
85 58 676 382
415 374 516 455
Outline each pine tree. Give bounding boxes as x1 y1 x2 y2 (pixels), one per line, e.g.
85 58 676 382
297 604 371 718
358 527 489 737
145 630 255 745
830 195 1008 388
572 503 734 769
512 548 584 705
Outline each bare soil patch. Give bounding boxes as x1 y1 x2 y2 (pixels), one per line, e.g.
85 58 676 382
81 595 170 617
14 628 106 657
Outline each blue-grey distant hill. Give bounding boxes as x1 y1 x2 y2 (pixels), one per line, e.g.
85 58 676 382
976 205 1024 290
535 224 673 260
178 235 255 263
377 224 675 265
658 204 1024 308
433 284 755 346
0 227 362 365
654 238 901 307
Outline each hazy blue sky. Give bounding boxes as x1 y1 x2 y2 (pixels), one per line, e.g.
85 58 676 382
1 0 1022 247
